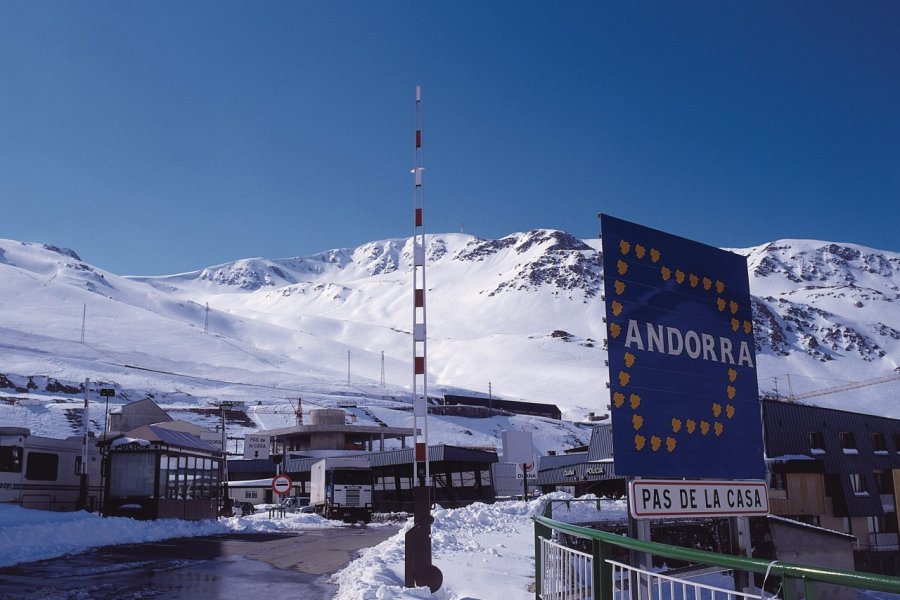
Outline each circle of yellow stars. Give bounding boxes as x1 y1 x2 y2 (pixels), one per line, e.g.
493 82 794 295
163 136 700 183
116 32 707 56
608 238 748 454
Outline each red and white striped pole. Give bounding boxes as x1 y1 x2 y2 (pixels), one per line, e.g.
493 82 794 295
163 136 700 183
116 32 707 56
405 85 442 592
412 84 429 485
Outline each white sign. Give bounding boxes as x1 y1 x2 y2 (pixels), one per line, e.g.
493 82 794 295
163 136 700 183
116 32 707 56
243 434 271 460
272 474 292 496
629 479 769 519
200 431 224 451
501 430 533 464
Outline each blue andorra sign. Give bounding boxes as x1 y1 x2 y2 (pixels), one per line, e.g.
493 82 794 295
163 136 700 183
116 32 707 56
601 215 765 480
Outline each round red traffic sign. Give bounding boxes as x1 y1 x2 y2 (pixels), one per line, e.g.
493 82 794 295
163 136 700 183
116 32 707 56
272 474 292 496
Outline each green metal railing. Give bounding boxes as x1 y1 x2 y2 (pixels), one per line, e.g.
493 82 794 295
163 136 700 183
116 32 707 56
534 500 900 600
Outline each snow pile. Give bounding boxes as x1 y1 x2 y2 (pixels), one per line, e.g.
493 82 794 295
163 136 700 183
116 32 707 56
331 493 628 600
0 504 336 568
0 505 227 568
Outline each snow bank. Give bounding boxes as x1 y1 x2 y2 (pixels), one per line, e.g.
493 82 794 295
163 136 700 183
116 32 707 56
0 493 627 599
331 493 629 600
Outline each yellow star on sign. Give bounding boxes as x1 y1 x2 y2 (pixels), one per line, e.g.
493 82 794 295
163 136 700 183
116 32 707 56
635 244 646 259
717 298 726 312
619 240 631 255
716 280 725 294
744 320 752 334
728 368 737 382
613 392 625 408
700 421 710 435
689 274 699 288
727 385 736 400
650 436 662 451
611 300 623 316
617 260 628 275
614 280 626 295
618 371 631 386
703 277 712 291
686 419 697 434
635 434 646 451
666 437 677 452
609 323 621 338
714 422 724 436
730 300 739 315
671 418 682 433
650 249 661 263
624 352 636 368
731 318 740 331
726 404 735 419
632 414 644 430
629 393 641 410
661 266 671 281
675 270 685 284
712 403 722 418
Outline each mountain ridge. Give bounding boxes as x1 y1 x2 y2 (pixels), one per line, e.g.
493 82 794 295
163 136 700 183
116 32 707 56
0 230 898 449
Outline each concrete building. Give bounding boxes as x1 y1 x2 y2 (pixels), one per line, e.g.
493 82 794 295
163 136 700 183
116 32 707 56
262 408 416 453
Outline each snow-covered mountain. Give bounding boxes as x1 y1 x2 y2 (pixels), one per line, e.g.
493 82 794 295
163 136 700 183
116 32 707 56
0 231 898 453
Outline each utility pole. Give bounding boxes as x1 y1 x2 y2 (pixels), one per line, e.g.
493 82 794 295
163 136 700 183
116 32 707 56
77 378 89 510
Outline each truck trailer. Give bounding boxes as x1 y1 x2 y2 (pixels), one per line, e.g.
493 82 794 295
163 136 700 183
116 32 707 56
309 456 373 523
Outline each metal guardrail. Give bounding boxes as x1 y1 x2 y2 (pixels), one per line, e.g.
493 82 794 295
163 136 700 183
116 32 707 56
534 499 900 600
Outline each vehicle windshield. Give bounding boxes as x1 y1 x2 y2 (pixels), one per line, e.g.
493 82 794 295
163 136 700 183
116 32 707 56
0 446 22 473
333 469 372 485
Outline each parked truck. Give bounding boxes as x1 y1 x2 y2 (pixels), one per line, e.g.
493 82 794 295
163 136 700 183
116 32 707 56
309 456 373 523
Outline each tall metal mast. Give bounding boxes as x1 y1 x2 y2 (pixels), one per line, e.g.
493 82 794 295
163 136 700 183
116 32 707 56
412 84 429 485
405 85 442 592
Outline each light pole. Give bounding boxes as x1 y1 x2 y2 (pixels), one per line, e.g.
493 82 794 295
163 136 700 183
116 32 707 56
218 401 241 515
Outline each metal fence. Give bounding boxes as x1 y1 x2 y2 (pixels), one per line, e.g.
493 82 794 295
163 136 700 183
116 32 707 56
540 535 594 600
534 500 900 600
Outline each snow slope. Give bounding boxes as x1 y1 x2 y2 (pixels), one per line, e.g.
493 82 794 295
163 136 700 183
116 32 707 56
0 232 898 454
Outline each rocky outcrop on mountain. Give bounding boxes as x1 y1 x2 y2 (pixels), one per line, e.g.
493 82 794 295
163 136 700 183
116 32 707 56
746 241 899 364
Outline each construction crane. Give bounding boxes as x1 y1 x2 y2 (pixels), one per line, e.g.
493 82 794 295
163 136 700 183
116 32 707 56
784 372 900 402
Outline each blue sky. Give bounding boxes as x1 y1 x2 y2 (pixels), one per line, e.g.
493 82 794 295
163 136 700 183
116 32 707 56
1 2 897 275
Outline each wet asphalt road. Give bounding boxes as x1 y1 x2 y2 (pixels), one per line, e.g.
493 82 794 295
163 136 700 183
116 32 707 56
0 525 399 600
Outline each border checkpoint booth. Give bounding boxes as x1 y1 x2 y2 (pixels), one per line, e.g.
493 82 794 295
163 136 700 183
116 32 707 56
101 424 223 520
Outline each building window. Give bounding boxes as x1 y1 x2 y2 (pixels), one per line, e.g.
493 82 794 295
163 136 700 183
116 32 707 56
808 432 825 454
109 453 155 497
874 470 893 494
850 473 868 495
839 432 858 454
769 471 788 498
871 432 888 454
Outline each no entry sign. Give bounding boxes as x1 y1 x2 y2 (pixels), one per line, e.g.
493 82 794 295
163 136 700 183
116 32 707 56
272 474 292 496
